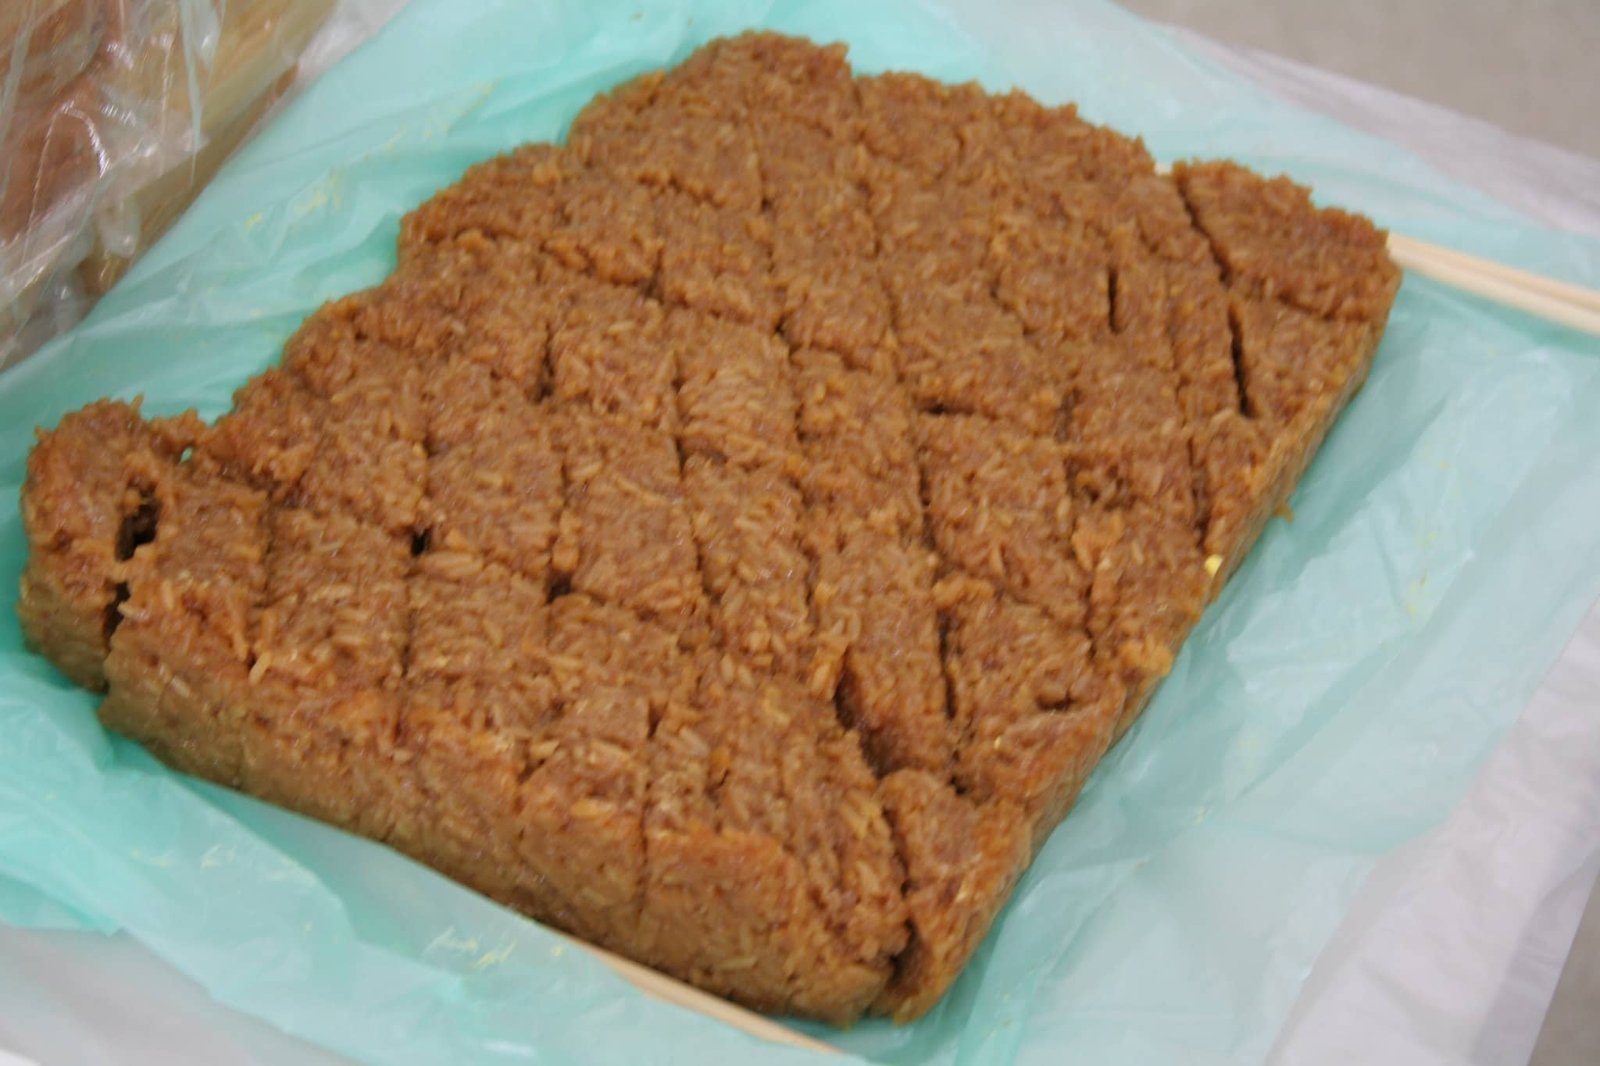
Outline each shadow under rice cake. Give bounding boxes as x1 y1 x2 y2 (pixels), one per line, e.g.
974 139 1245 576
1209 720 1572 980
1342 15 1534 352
17 33 1399 1024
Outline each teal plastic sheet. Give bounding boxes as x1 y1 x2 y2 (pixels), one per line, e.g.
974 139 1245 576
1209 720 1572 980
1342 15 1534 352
3 1 1599 1063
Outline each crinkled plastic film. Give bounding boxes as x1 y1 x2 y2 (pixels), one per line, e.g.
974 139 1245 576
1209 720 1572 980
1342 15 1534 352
0 0 339 370
1 1 1599 1064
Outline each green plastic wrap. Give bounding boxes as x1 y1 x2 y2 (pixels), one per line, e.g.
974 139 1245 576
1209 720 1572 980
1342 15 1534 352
3 1 1599 1063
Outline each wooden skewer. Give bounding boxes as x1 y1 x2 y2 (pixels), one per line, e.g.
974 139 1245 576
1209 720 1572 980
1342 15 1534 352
552 931 841 1055
1385 233 1600 336
1387 233 1600 309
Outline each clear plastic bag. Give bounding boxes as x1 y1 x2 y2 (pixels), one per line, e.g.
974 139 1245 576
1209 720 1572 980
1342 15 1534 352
2 1 1599 1063
0 0 338 370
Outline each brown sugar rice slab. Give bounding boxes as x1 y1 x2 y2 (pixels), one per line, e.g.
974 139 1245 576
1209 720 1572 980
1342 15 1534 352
640 656 908 1024
395 549 558 904
1174 159 1397 583
17 401 201 690
16 32 1401 1025
791 349 924 543
681 455 813 677
241 506 415 840
554 409 706 632
100 457 268 785
418 357 563 581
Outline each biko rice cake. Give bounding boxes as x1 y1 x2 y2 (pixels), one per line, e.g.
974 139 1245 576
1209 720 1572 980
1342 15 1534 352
17 33 1399 1023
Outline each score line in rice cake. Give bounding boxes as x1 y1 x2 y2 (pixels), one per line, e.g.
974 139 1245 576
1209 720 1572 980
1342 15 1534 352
15 32 1399 1024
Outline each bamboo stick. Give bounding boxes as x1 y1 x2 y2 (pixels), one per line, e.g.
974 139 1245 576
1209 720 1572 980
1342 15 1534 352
1386 233 1600 336
553 931 840 1055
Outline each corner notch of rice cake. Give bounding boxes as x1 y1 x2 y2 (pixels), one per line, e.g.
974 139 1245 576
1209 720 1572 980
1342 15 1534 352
872 769 1033 1021
16 398 202 690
